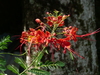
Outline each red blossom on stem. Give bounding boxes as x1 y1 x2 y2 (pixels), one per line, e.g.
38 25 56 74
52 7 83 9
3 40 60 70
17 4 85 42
63 26 100 42
20 10 100 59
46 16 66 27
20 29 51 53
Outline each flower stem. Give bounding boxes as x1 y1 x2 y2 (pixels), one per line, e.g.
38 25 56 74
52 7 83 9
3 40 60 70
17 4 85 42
0 52 27 56
19 47 46 75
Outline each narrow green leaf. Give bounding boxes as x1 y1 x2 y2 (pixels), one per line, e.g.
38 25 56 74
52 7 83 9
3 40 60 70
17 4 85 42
0 46 7 50
28 68 50 75
7 65 19 74
44 60 51 65
0 57 6 72
35 51 44 66
45 50 49 54
47 61 53 65
0 58 6 65
70 52 74 60
56 61 65 67
14 57 27 69
44 60 53 65
40 61 58 70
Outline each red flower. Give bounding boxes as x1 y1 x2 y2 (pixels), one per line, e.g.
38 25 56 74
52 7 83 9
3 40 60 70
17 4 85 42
63 26 100 42
47 21 53 27
20 28 51 53
20 31 28 43
58 38 71 48
63 26 78 42
20 10 100 59
58 21 64 27
46 16 65 27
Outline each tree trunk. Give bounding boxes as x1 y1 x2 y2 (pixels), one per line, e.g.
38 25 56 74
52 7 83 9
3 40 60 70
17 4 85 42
22 0 98 75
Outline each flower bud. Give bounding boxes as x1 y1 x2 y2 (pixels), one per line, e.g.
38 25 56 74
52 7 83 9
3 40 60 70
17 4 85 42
35 18 41 23
69 26 72 29
62 15 67 19
46 12 50 14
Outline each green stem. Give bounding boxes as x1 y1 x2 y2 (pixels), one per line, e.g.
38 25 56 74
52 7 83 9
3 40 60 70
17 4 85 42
51 24 58 34
0 52 26 56
56 32 64 35
19 47 46 75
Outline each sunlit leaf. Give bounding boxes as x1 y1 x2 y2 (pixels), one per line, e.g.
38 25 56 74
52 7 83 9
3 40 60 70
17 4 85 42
7 65 19 74
0 35 12 50
45 50 49 54
14 57 27 69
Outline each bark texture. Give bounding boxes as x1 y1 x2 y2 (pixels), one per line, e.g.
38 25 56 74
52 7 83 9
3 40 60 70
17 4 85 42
22 0 98 75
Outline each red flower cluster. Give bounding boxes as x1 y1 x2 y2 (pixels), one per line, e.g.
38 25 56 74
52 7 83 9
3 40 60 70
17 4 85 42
47 16 65 27
63 26 100 42
21 29 50 44
20 28 72 54
63 26 78 42
20 10 100 58
20 28 51 52
45 11 70 27
35 12 70 28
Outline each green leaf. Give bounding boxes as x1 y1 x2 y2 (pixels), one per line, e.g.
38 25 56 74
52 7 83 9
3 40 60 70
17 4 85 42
0 46 7 50
7 65 19 74
55 61 65 67
70 52 74 60
39 62 43 66
0 58 6 66
39 61 58 70
45 60 53 65
0 66 6 72
28 68 50 75
45 50 49 54
0 73 5 75
44 60 50 65
14 57 27 69
0 57 6 72
34 51 44 66
0 35 12 50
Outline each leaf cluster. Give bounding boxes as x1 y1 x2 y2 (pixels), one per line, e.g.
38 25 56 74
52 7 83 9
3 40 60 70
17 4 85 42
7 54 65 75
38 60 65 70
0 57 6 72
0 36 65 75
0 35 12 50
0 35 12 74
